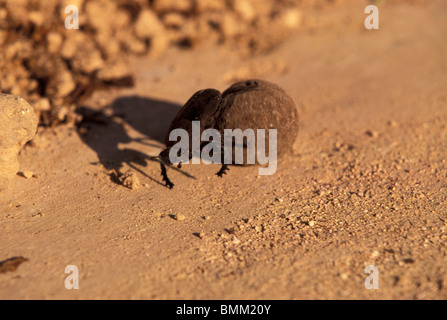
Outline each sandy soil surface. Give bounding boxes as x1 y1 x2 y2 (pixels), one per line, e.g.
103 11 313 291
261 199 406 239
1 1 447 299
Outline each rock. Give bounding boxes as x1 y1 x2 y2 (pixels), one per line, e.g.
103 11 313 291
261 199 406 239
97 61 132 82
118 170 140 189
280 8 303 30
85 1 128 35
163 13 186 29
46 32 63 54
61 33 104 73
388 120 398 127
54 106 70 122
174 214 186 221
29 11 45 27
196 0 227 13
33 98 51 112
47 66 76 98
21 170 34 179
152 0 192 13
116 30 148 55
221 12 241 38
365 130 378 138
96 33 121 57
149 34 170 57
233 0 256 22
0 94 38 184
134 9 165 40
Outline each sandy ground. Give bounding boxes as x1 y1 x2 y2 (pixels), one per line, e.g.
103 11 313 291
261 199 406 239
1 1 447 299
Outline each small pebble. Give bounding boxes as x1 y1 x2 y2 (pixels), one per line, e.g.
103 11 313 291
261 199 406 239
118 170 140 189
371 250 380 258
20 170 34 179
175 214 185 221
388 120 398 127
78 127 88 136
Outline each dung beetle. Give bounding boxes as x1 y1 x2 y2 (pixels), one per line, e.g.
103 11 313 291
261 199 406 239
153 79 299 189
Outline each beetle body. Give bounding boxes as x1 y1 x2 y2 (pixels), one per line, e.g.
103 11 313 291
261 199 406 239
157 79 299 188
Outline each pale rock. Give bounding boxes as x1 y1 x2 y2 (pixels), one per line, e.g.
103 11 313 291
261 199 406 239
0 94 38 184
221 12 240 38
22 170 34 179
135 9 165 39
153 0 192 13
118 170 140 190
233 0 256 22
196 0 227 12
117 30 148 55
29 11 44 26
33 98 51 112
61 33 104 73
280 8 303 29
97 61 132 82
163 13 185 29
46 32 63 54
96 33 121 57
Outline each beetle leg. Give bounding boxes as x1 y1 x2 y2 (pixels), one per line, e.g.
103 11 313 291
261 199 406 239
160 162 174 189
215 141 230 178
216 163 229 177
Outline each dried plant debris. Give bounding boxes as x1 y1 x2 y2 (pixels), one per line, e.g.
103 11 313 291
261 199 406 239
0 256 29 274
